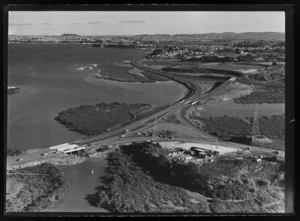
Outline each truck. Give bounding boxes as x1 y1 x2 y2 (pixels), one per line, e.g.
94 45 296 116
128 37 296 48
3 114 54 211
191 101 197 105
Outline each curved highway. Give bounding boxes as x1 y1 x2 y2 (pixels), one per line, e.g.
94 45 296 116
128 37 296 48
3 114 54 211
7 58 284 169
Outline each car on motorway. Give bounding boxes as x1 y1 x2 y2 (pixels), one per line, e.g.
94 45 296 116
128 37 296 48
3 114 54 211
41 153 49 156
15 158 23 161
273 151 280 154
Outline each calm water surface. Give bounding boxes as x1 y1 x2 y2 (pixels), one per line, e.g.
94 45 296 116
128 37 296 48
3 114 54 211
7 44 187 150
51 157 108 212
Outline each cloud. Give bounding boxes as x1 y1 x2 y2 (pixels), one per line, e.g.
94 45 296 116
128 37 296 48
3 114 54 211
9 23 33 26
87 21 102 24
72 23 78 25
40 23 52 25
118 20 146 23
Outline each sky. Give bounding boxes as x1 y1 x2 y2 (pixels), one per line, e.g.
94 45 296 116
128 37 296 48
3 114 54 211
9 11 285 35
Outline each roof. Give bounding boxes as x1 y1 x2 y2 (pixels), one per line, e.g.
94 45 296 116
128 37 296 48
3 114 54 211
49 143 79 151
64 146 86 154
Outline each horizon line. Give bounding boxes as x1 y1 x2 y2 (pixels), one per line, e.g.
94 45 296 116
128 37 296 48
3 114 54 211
8 31 285 37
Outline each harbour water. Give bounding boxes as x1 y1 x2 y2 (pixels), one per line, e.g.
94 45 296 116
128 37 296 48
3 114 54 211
51 157 108 212
7 43 187 150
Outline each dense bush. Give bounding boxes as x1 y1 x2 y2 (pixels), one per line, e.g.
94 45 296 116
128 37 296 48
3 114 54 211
55 102 149 136
96 150 210 213
256 115 285 138
117 142 285 212
198 115 285 140
199 116 251 139
6 163 70 212
233 90 285 104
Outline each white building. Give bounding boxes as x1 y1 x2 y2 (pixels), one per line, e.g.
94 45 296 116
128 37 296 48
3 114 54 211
49 143 85 154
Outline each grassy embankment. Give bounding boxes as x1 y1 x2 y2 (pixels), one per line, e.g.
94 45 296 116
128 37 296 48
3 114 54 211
236 64 285 91
160 66 237 80
55 102 150 136
95 142 285 213
6 163 70 212
193 115 285 150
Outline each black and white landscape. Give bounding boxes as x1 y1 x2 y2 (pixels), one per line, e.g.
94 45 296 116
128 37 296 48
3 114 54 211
6 9 288 215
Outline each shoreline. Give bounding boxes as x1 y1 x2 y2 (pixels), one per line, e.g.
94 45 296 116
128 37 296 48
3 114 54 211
6 163 71 212
78 63 169 84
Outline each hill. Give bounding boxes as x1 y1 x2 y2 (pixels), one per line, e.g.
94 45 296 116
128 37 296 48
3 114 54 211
133 32 285 41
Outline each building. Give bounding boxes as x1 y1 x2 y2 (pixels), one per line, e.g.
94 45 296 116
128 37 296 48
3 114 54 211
49 143 85 155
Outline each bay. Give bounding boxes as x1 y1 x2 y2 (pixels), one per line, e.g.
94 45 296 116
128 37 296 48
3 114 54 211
7 44 187 150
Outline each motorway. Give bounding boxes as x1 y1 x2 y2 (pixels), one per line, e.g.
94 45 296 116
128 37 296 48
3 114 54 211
7 134 284 170
7 59 284 169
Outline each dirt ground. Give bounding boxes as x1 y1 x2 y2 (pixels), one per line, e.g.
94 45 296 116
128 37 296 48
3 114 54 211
208 82 253 104
159 141 238 155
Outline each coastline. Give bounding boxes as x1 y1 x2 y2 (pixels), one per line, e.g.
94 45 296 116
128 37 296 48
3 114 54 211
78 63 169 84
50 154 110 212
6 163 71 212
7 146 111 212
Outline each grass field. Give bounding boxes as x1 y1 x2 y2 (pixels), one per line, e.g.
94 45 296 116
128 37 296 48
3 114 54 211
234 87 285 104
